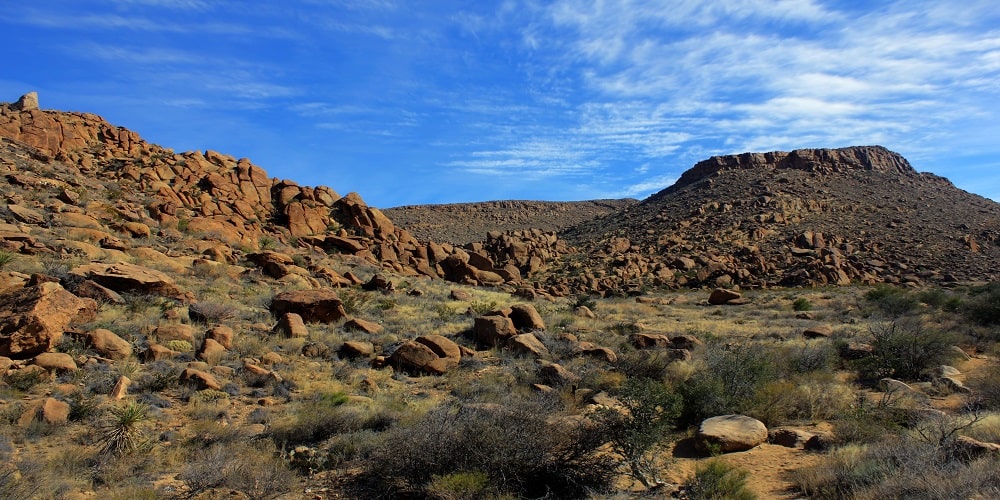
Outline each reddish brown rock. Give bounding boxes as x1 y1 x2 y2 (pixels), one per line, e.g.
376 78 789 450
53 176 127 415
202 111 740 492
269 289 346 323
109 375 130 400
205 325 234 350
69 262 185 300
708 288 742 305
508 333 549 358
803 325 834 338
473 315 518 346
344 318 383 334
389 340 450 375
72 279 125 305
630 333 671 349
340 340 375 358
19 397 69 427
415 335 461 363
197 338 227 363
509 303 546 331
179 367 222 390
0 282 97 359
143 343 178 362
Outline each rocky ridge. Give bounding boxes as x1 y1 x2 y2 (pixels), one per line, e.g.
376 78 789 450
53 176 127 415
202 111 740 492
385 199 636 245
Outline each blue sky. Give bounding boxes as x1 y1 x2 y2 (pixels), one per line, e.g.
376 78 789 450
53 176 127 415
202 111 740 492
2 1 999 207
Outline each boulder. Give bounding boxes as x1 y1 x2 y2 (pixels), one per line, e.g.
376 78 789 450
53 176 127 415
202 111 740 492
109 375 130 400
697 414 768 453
630 333 671 349
769 427 816 449
803 325 833 338
708 288 742 305
415 335 461 363
154 324 196 344
508 333 549 358
19 397 69 427
538 361 579 386
576 342 618 363
340 340 375 359
72 279 125 305
344 318 383 334
389 340 455 375
473 315 518 346
951 436 1000 459
12 92 39 111
509 303 546 331
197 338 227 363
205 325 234 350
31 352 77 372
179 368 222 390
272 312 309 338
246 251 295 278
449 289 472 301
669 334 703 350
69 262 186 300
0 282 97 358
79 329 132 360
143 343 178 362
269 289 346 323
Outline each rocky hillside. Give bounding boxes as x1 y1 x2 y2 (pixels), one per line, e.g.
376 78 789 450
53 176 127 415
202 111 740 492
549 146 1000 295
385 199 636 245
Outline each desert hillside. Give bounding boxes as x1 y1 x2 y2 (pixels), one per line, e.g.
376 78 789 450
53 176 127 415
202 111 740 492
0 94 997 499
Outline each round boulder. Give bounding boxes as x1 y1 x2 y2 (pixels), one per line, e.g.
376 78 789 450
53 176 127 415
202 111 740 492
697 414 768 453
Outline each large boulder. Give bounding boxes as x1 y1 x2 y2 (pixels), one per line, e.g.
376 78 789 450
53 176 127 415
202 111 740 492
272 312 309 338
708 288 743 305
78 329 132 360
0 282 97 359
19 397 69 427
388 339 456 375
69 262 186 300
509 304 546 331
473 315 518 346
508 333 550 358
269 289 347 323
31 352 77 373
697 414 768 453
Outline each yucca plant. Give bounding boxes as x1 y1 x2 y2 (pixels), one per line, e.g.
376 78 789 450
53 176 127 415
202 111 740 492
98 401 149 456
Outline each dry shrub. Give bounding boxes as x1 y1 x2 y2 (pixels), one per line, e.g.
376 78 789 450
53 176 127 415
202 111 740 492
362 394 614 498
179 441 294 498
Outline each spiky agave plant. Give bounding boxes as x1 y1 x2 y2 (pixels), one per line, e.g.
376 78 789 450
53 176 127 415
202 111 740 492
98 401 149 456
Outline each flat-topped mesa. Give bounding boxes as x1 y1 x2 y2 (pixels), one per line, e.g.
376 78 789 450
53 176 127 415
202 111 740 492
673 145 915 189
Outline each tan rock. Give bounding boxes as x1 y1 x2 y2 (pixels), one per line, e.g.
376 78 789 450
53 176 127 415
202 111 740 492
509 333 549 358
803 325 833 338
31 352 77 372
272 312 309 338
340 340 375 358
154 324 195 344
19 397 69 427
7 204 46 225
630 333 671 349
69 262 185 300
197 338 227 363
415 335 461 362
80 329 132 360
12 92 39 111
110 375 130 400
389 340 448 375
697 414 768 453
0 282 97 359
143 343 178 362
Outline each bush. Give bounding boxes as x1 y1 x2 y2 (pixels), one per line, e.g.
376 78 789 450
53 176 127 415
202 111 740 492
0 250 14 270
268 391 356 446
363 395 613 498
425 471 492 500
964 282 1000 326
179 442 294 498
98 401 150 456
855 320 958 380
792 297 813 312
594 378 681 488
864 285 918 318
678 343 777 425
686 460 756 500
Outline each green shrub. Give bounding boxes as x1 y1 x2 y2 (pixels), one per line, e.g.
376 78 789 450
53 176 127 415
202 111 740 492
864 285 919 318
0 250 14 270
686 460 756 500
163 340 193 352
4 368 48 392
594 378 681 488
679 343 777 425
615 350 674 381
792 297 813 312
425 471 492 500
964 282 1000 326
268 391 354 446
98 401 150 457
854 320 958 380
